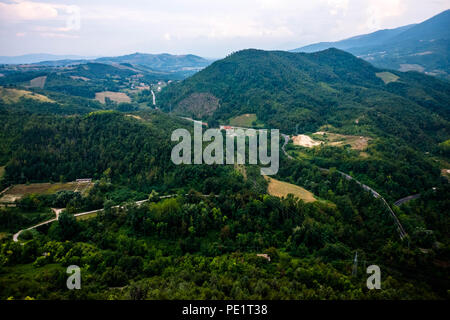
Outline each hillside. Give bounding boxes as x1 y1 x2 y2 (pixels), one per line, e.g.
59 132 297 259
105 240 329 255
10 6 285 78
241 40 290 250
159 48 450 146
296 24 416 53
95 52 212 73
158 48 450 199
14 52 214 78
292 10 450 80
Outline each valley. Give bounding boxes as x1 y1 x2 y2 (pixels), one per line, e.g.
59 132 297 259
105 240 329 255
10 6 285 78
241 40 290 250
0 9 449 302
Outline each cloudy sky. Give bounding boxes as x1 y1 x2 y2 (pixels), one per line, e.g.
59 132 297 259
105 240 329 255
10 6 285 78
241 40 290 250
0 0 449 58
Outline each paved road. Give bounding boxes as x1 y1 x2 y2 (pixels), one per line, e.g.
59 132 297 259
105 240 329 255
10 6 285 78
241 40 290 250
394 194 421 206
281 134 294 160
280 135 407 240
12 194 216 242
151 90 156 106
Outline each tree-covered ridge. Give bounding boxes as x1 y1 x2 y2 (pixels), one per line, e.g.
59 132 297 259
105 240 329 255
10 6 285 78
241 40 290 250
0 110 266 197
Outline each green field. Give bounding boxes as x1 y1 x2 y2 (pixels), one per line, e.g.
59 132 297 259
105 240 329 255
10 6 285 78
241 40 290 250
376 72 399 84
228 113 263 127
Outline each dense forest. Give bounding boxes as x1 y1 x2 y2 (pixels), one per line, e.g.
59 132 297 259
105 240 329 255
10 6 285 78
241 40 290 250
1 171 448 299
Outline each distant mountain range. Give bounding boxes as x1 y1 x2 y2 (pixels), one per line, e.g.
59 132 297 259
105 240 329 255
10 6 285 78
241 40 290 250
0 52 213 76
291 9 450 80
95 53 212 73
0 54 94 65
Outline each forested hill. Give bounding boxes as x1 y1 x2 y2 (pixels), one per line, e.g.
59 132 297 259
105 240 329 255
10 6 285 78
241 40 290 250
158 48 450 148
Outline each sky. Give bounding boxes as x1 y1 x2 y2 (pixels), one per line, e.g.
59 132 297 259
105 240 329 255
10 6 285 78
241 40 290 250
0 0 449 58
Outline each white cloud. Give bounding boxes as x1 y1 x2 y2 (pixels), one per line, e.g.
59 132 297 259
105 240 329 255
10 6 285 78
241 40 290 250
0 1 59 20
365 0 406 30
0 0 448 56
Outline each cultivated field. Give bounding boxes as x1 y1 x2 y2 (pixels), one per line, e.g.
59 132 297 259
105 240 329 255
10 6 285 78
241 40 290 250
376 72 399 84
95 91 131 104
29 76 47 88
264 176 316 203
0 87 54 104
0 181 92 203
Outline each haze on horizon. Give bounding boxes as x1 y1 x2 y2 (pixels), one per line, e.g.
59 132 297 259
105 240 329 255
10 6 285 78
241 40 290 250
0 0 449 58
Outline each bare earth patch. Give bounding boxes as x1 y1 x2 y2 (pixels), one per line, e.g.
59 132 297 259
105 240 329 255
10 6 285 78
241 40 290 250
176 92 219 118
399 64 425 72
314 132 370 150
95 91 131 104
264 176 316 203
29 76 47 88
292 135 322 148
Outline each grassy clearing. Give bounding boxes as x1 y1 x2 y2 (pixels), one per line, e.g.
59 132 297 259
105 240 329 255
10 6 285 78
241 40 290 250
229 113 263 127
95 91 131 104
76 211 98 221
0 87 54 104
0 181 92 203
264 176 316 203
376 72 399 84
0 166 4 179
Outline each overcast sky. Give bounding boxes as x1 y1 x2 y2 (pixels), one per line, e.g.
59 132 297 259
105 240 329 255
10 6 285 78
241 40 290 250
0 0 449 58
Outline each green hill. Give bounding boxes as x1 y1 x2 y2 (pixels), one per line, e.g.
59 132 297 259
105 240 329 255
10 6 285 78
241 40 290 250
159 48 450 147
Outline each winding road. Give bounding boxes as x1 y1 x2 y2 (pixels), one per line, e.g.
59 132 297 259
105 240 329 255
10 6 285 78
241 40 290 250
12 194 218 242
281 134 408 240
394 194 421 206
12 131 408 242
